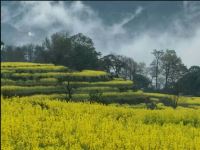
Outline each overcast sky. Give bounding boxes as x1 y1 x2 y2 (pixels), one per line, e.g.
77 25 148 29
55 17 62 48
1 1 200 67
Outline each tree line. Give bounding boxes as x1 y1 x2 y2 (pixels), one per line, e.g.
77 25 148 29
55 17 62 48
1 32 200 96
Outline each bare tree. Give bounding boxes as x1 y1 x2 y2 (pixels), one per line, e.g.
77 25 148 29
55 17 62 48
57 77 74 101
64 80 73 101
150 49 164 89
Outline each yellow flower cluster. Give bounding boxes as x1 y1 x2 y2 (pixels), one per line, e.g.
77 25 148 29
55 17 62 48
2 96 200 150
1 62 54 67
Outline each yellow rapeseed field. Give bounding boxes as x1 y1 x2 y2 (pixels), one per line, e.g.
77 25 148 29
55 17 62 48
1 62 200 149
2 96 200 150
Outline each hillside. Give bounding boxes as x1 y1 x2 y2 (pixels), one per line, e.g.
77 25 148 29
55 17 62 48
1 62 200 108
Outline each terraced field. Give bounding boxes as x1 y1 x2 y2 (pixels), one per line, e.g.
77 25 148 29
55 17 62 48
1 62 133 101
1 62 200 108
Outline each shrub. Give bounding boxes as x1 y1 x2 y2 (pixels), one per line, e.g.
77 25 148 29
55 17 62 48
89 90 103 103
146 102 157 110
118 86 129 92
159 96 179 109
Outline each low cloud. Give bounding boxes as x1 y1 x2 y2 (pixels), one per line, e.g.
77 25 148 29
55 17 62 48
1 1 200 67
